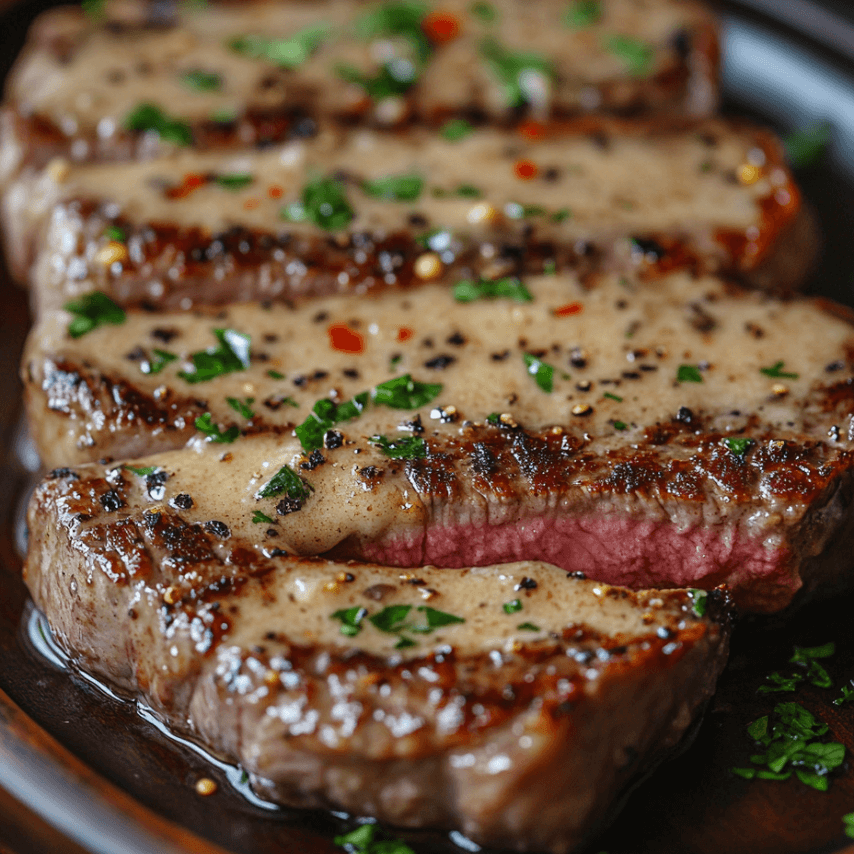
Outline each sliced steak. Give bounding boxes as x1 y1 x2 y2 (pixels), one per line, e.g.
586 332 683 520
23 271 854 612
24 465 732 853
1 0 719 185
5 118 812 313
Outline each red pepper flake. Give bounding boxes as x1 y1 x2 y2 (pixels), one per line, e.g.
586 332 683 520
328 323 365 354
554 302 583 317
243 198 260 210
514 159 538 180
165 173 206 199
518 120 546 142
268 185 284 199
422 11 461 43
397 327 414 342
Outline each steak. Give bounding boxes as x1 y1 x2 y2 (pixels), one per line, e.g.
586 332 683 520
0 0 719 184
23 463 732 853
4 118 813 313
23 270 854 612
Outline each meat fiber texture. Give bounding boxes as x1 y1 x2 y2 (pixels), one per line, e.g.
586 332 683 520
0 0 719 187
22 270 854 613
24 461 732 853
3 117 815 313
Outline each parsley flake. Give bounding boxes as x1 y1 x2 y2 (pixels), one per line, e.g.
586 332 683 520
688 588 708 617
140 348 178 375
332 606 369 637
122 464 158 477
612 420 628 431
469 1 497 23
104 225 126 242
361 173 424 201
844 813 854 839
517 622 540 632
334 824 415 854
453 276 533 303
784 122 832 168
760 361 799 380
353 1 431 62
604 392 623 402
229 24 330 68
256 464 313 502
603 35 654 77
125 103 193 146
226 397 255 419
835 682 854 706
677 364 703 383
64 292 126 339
369 434 427 459
503 599 523 614
252 510 275 524
523 352 555 393
214 173 254 191
479 38 554 108
564 0 601 28
725 437 754 457
180 69 223 92
178 328 251 384
281 175 355 231
440 118 475 141
195 413 239 444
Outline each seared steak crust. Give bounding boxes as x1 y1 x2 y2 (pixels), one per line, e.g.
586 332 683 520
22 272 854 611
7 118 811 312
25 462 731 852
1 0 719 182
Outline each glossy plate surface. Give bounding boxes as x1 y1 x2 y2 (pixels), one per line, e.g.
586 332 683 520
3 2 854 852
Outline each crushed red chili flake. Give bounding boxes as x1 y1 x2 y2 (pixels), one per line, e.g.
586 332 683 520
514 159 538 180
554 302 584 317
165 173 206 199
422 11 461 43
243 198 260 210
268 185 284 199
397 327 414 342
328 323 365 354
518 120 546 141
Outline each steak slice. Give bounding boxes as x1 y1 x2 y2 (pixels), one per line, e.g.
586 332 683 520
23 271 854 612
4 117 813 313
1 0 719 185
24 463 732 852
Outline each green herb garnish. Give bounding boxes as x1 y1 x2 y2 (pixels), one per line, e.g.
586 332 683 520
469 1 497 23
104 225 126 242
372 374 443 409
505 202 547 219
725 437 754 457
267 369 285 379
334 824 415 854
784 122 832 168
479 37 554 108
332 606 369 637
64 292 126 339
760 361 799 380
564 0 601 28
140 348 178 375
604 392 623 402
523 353 555 393
370 604 413 633
503 599 523 614
336 61 418 100
440 118 475 141
453 276 533 303
603 35 654 76
677 364 703 383
361 173 424 202
125 103 193 146
122 464 158 476
369 435 427 459
178 328 251 384
180 69 223 91
229 24 330 68
256 464 313 501
195 413 239 444
844 813 854 839
688 589 708 617
281 175 355 231
791 643 835 689
226 397 255 419
613 420 628 431
517 622 540 632
757 671 805 694
353 1 431 62
214 173 254 191
252 510 275 524
835 682 854 707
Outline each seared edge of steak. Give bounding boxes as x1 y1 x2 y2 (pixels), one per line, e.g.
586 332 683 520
24 467 732 851
1 0 719 184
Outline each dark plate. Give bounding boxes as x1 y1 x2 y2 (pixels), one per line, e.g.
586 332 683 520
3 2 854 853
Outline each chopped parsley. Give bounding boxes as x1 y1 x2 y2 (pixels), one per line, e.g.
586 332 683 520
505 202 547 219
431 183 482 199
281 175 355 231
336 61 418 100
295 375 441 452
122 464 158 477
440 118 475 141
180 69 223 91
503 599 523 614
523 352 555 393
104 225 126 242
791 642 835 689
330 603 464 644
688 589 708 617
226 397 255 419
453 276 533 303
564 0 601 28
517 622 540 632
334 824 415 854
479 37 554 108
757 671 805 694
784 122 832 168
252 510 275 524
604 392 623 402
353 1 431 63
267 369 285 379
677 364 703 383
469 1 497 23
760 360 799 380
369 435 427 459
256 464 313 502
730 702 845 791
214 173 254 191
603 35 654 77
178 328 251 384
612 420 628 431
332 606 369 637
361 173 424 201
64 292 126 339
195 413 239 444
845 813 854 839
228 24 330 68
724 437 754 457
834 682 854 707
125 103 193 146
140 348 178 375
82 0 105 19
